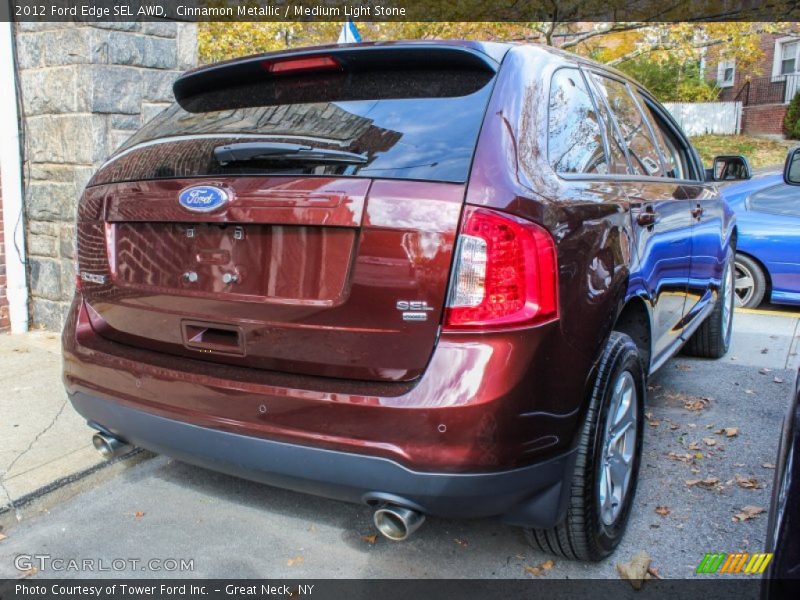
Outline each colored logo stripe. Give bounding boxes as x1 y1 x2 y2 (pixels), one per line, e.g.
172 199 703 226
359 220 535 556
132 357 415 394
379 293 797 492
697 553 773 574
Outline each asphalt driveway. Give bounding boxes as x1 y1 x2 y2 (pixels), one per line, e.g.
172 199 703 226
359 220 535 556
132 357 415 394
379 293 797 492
0 309 797 579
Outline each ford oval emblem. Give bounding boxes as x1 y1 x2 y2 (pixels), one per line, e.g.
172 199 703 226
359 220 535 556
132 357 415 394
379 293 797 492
178 185 229 213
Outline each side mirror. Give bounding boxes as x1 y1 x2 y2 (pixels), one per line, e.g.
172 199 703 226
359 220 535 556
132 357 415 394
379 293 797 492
712 155 752 181
783 147 800 185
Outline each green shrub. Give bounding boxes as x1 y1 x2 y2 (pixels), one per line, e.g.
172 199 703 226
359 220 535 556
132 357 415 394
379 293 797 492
615 56 720 103
784 91 800 139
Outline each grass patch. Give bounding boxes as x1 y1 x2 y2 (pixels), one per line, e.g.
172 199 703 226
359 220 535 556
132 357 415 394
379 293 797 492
690 135 793 170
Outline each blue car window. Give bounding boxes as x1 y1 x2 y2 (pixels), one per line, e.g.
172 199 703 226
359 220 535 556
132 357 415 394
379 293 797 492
749 184 800 218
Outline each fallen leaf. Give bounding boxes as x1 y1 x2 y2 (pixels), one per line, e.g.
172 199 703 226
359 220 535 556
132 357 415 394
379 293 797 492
736 475 762 490
684 397 711 412
667 452 694 463
762 463 776 469
745 389 755 395
688 441 701 450
733 506 765 522
617 551 651 590
703 437 717 447
17 567 38 579
524 559 555 577
759 368 772 375
287 556 305 567
655 506 671 517
647 566 663 579
676 364 692 371
0 533 7 542
685 476 720 489
774 377 785 384
133 511 145 518
361 534 378 545
724 427 739 437
669 424 680 430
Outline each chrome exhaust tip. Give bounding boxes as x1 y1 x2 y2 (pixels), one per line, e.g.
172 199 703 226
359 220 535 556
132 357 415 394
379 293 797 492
92 432 131 460
373 505 425 541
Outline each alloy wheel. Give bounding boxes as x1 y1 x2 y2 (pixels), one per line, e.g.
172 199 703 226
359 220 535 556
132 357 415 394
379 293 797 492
734 260 755 307
721 261 734 343
598 371 638 526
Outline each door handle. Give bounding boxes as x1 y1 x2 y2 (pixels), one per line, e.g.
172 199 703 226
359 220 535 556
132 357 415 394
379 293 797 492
636 207 657 227
691 204 704 220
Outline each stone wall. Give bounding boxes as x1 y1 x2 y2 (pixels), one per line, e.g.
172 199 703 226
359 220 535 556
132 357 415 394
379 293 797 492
15 22 197 330
0 170 8 331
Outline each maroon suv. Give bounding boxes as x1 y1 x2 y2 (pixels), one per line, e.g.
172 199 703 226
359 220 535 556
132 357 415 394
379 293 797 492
63 41 738 560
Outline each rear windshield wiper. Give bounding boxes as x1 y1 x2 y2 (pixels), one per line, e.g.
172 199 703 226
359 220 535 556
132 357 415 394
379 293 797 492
214 142 368 166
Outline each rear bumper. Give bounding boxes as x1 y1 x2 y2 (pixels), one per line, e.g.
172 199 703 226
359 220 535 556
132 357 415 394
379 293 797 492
70 390 576 527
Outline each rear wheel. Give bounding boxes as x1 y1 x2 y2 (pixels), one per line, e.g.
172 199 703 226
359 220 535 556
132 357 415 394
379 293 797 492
683 255 734 358
525 332 644 561
734 253 766 309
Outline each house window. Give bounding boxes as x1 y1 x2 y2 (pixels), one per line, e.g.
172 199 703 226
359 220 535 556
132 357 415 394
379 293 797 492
781 40 799 75
717 59 735 88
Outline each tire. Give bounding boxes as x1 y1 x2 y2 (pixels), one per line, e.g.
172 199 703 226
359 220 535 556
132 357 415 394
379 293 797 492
733 253 766 309
683 255 734 359
524 332 645 561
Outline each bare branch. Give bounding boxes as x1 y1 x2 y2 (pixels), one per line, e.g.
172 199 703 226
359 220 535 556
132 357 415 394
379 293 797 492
559 22 648 49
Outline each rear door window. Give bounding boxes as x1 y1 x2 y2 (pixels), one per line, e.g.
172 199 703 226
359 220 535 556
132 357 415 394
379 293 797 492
636 93 689 180
590 74 666 178
547 69 608 174
584 72 631 174
100 68 496 185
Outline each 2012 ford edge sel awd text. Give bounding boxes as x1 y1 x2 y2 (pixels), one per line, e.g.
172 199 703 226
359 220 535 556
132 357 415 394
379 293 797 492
63 41 739 561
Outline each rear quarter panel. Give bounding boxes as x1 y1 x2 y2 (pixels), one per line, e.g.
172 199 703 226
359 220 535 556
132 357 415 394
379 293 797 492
464 45 638 447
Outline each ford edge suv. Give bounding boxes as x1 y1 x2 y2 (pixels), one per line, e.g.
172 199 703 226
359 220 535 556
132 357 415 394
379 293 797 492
63 41 738 560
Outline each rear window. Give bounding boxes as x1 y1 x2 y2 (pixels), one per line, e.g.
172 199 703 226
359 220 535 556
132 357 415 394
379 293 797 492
95 69 496 186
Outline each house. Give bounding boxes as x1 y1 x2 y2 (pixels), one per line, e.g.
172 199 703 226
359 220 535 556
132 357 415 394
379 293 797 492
706 30 800 136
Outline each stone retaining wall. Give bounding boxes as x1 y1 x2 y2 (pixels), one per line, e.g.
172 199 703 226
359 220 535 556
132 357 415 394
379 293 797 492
15 22 197 329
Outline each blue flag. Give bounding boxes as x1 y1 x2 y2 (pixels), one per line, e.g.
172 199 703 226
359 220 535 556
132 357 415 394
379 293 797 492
338 20 362 44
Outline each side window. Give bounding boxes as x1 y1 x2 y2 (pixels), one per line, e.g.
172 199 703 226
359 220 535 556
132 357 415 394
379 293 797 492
637 94 691 180
591 74 665 177
584 74 631 175
749 185 800 217
548 69 607 175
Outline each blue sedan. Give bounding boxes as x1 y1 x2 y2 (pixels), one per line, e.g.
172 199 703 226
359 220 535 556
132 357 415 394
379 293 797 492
722 173 800 308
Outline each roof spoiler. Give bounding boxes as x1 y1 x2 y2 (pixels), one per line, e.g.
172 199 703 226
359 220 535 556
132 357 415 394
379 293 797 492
173 44 501 109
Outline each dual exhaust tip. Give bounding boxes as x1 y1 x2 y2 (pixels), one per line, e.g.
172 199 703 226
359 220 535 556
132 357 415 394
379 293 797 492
92 432 132 460
373 505 425 541
92 432 425 540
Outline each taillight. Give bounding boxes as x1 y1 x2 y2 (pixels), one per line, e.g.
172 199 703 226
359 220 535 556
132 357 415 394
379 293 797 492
444 207 558 330
264 55 341 75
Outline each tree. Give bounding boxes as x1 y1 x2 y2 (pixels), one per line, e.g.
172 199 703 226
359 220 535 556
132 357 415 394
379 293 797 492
784 91 800 139
612 55 720 102
198 4 782 83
